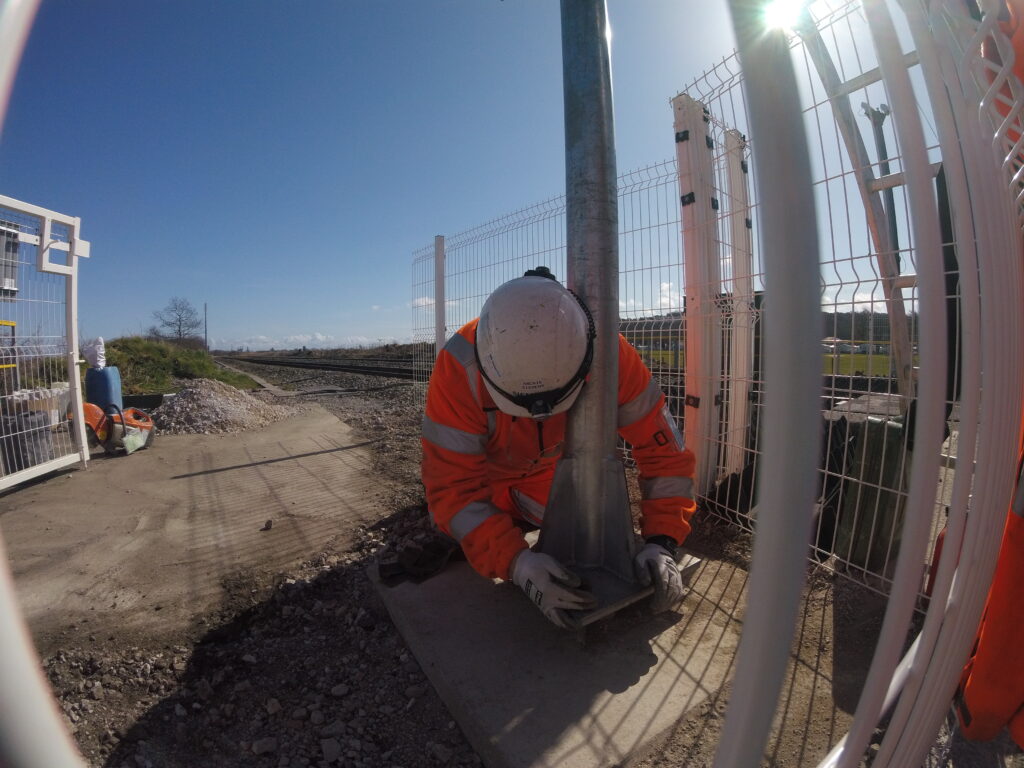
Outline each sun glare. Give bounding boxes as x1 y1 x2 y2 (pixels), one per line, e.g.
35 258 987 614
763 0 807 30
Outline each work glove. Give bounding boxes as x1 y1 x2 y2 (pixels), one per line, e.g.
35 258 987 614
635 537 684 613
510 550 597 629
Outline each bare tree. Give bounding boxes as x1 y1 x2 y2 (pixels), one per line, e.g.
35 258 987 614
152 297 202 341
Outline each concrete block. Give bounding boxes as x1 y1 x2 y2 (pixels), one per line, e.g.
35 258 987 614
373 558 744 768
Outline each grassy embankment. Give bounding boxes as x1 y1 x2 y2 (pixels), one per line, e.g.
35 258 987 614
105 337 257 394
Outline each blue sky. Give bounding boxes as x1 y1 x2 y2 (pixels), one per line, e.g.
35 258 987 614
1 1 735 350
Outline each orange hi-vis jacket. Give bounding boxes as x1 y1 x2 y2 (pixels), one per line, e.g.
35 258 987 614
956 431 1024 747
421 318 698 581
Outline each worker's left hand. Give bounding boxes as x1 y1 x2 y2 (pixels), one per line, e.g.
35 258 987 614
634 541 684 613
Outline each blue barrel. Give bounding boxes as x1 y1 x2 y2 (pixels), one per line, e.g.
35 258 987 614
85 366 123 412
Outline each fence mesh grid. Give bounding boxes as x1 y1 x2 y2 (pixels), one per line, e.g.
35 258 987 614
0 203 78 482
411 0 965 603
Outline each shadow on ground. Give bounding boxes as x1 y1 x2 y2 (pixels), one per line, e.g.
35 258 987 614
100 510 476 768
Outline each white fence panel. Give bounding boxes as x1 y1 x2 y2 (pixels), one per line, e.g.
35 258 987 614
0 195 89 491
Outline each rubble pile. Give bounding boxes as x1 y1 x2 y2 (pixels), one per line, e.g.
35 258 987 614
153 379 296 435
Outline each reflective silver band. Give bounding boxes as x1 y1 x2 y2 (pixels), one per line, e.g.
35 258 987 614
422 415 487 455
512 488 546 527
618 378 663 428
444 333 481 405
640 475 695 501
448 500 501 541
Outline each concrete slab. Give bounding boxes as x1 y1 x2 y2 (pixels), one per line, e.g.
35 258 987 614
1 406 378 650
373 556 745 768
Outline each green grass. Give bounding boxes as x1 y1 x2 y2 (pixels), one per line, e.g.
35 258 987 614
105 336 258 394
822 353 892 377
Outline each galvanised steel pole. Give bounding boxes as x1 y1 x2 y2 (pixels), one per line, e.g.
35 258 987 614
540 0 640 610
561 0 619 551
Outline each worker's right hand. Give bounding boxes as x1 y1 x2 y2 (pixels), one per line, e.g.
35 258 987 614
510 550 596 629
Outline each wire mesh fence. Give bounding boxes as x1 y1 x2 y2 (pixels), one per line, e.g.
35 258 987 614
0 197 88 490
411 0 974 605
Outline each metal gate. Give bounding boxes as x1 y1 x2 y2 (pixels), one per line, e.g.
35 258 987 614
0 194 90 491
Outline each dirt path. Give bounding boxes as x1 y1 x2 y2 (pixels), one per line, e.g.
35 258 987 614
3 406 380 656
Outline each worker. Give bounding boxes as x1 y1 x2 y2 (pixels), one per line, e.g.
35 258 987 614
421 267 697 628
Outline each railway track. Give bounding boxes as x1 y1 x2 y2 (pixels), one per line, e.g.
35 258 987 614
226 357 893 410
225 356 427 380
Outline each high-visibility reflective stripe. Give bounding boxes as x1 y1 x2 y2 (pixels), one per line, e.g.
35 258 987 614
640 475 695 500
449 501 500 541
422 415 487 455
657 403 686 451
512 488 545 527
618 378 663 428
444 333 481 405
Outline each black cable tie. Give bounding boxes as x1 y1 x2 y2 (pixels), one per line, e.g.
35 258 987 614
711 197 720 211
680 192 696 207
675 130 690 143
685 394 700 408
714 393 723 407
705 135 714 149
741 159 749 174
745 217 752 229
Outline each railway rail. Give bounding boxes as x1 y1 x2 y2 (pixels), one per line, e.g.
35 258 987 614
224 356 428 380
227 356 891 413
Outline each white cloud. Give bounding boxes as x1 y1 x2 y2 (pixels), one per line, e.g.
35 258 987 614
283 332 336 346
620 282 683 315
658 282 683 310
371 305 381 311
212 331 341 351
852 292 887 312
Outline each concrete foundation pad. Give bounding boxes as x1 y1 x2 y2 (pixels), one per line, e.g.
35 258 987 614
373 556 745 768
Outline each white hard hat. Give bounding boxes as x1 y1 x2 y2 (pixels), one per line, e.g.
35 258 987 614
476 268 595 419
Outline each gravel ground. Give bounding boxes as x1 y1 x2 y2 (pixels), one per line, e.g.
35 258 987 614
43 362 460 768
36 360 1024 768
152 379 299 435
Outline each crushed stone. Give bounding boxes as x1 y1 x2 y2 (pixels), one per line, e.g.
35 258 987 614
152 379 296 435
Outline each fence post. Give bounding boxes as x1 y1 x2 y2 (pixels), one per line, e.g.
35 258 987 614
723 129 754 479
434 235 445 358
673 92 723 496
67 217 89 466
